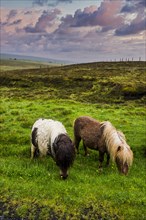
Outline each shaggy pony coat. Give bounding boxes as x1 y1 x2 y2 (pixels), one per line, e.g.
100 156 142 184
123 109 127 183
31 119 75 179
74 116 133 175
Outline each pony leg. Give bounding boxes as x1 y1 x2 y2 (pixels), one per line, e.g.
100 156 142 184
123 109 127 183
31 144 35 159
74 136 81 154
99 152 104 170
83 142 89 156
106 153 110 166
31 144 39 159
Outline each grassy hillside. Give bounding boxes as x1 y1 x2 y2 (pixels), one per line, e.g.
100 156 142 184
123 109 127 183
1 61 145 104
0 61 146 219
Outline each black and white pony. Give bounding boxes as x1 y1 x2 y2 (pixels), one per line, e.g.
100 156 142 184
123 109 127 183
31 118 75 179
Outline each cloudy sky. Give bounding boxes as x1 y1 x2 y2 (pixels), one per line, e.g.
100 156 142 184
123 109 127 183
1 0 146 63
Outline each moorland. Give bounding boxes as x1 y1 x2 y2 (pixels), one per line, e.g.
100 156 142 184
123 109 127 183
0 59 146 219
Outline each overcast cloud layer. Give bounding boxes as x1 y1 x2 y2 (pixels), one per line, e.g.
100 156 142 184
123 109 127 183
1 0 146 63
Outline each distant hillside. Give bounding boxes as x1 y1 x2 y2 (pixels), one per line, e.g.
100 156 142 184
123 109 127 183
0 53 72 65
0 57 64 71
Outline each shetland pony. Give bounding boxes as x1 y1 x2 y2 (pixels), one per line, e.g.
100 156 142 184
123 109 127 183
74 116 133 175
31 118 75 179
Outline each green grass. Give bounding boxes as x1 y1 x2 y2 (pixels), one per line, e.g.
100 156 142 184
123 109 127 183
0 61 146 219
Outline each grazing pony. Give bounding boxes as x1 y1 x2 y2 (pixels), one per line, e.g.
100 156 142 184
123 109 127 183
74 116 133 175
31 118 75 179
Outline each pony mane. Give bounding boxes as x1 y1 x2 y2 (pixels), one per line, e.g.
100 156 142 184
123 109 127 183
101 121 133 166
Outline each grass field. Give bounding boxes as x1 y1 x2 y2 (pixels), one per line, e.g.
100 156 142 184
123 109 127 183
0 60 146 219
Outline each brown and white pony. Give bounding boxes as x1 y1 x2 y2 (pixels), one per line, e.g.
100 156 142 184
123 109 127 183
74 116 133 175
31 118 75 179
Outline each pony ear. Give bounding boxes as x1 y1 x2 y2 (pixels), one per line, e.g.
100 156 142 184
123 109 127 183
53 142 59 156
53 139 59 154
117 146 122 152
117 145 124 152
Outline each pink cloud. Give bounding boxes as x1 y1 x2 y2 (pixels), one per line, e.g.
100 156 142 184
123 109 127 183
94 0 124 27
59 0 124 28
24 9 61 33
1 8 41 33
1 8 61 34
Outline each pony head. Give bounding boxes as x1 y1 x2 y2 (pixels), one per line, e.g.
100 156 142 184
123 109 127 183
102 122 133 175
53 134 75 179
115 144 133 175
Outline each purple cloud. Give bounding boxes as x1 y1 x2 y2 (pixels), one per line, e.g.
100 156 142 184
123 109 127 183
115 17 146 36
7 10 17 20
25 9 61 33
121 4 136 13
116 0 146 36
58 0 145 36
9 19 22 25
121 0 146 13
61 1 124 28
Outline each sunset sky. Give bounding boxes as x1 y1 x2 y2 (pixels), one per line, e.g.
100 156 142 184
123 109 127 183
1 0 146 63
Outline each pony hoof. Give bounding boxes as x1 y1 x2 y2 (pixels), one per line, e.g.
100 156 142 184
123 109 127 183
60 175 68 180
99 168 103 173
84 153 90 157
